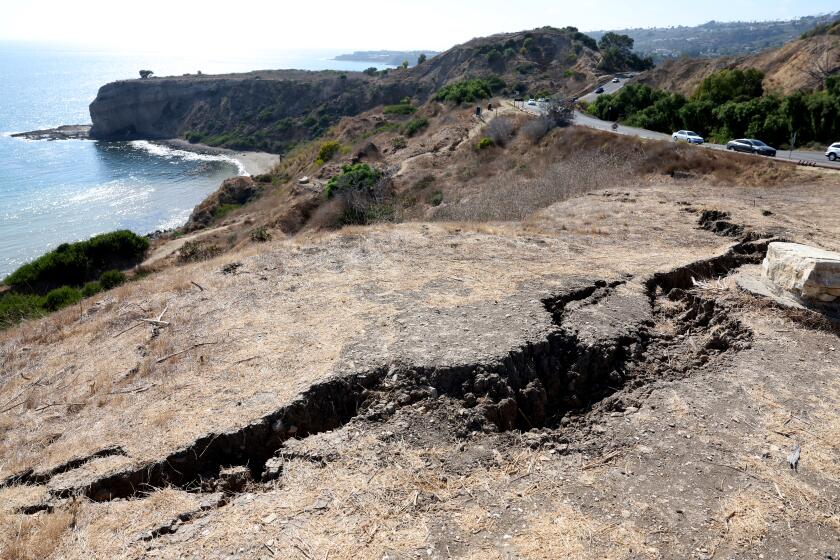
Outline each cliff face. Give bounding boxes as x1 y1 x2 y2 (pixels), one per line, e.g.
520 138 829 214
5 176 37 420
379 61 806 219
89 70 424 152
87 28 604 153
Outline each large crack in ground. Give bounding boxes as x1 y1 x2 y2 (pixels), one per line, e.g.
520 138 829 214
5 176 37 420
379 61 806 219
14 230 775 522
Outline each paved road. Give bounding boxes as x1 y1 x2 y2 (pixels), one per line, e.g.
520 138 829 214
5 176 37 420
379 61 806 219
524 82 840 171
579 78 625 103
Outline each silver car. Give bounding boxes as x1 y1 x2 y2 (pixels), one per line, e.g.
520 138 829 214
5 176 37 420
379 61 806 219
672 130 704 144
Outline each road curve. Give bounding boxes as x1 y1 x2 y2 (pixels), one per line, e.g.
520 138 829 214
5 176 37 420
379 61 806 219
523 81 840 171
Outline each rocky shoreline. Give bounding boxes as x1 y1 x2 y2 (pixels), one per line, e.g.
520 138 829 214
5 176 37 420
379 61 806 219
10 125 278 176
11 124 91 140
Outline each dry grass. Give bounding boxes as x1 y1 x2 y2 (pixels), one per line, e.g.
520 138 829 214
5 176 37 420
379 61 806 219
716 491 771 546
432 151 631 222
0 505 76 560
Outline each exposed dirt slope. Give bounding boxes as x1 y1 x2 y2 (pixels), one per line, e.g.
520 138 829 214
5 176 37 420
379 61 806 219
638 34 840 95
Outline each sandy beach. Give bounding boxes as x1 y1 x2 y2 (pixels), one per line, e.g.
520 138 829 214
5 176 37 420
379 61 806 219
162 139 280 176
10 123 280 177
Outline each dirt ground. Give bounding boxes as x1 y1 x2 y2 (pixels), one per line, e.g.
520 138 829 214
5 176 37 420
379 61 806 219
2 176 840 558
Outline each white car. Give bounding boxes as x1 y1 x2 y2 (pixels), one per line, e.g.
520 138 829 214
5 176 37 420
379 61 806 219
526 99 537 106
672 130 705 145
826 142 840 161
612 77 620 83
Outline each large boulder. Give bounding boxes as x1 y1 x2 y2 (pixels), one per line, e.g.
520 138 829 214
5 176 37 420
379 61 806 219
762 242 840 303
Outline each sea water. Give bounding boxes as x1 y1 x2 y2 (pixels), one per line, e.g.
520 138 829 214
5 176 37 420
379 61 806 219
0 42 388 278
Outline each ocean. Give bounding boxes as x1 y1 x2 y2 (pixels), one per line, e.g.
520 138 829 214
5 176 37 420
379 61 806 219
0 42 388 278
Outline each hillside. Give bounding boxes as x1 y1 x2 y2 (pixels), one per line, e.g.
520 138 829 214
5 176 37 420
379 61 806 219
637 31 840 95
87 27 622 153
7 24 840 560
589 12 840 59
3 107 840 557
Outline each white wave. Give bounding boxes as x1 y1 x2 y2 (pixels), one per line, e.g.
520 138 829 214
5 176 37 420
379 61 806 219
129 140 247 176
67 182 152 206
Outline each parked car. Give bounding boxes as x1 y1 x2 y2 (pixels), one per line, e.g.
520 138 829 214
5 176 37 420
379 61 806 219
726 139 777 157
612 77 620 83
672 130 705 144
826 142 840 161
526 99 537 106
595 86 605 94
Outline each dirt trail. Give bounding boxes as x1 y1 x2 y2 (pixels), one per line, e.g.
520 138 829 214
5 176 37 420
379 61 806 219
141 222 241 267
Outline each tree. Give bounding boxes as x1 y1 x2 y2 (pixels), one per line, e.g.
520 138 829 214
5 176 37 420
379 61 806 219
598 32 635 52
401 60 409 70
139 70 154 79
596 33 653 72
417 53 427 64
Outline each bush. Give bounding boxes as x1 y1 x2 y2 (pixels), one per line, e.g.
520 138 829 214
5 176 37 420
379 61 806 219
316 140 342 165
4 230 148 294
383 103 416 116
99 269 126 290
249 226 272 242
522 117 553 144
434 78 500 104
325 163 383 198
363 67 378 76
43 286 82 312
391 136 407 150
484 116 516 146
179 241 222 263
81 281 102 297
0 293 43 329
403 117 429 137
477 137 493 150
212 203 242 220
428 191 443 206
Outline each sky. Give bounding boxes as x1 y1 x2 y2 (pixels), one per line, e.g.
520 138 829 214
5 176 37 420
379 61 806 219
0 0 836 52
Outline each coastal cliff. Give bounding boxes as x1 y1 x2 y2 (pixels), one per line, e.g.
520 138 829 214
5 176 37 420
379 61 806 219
89 70 424 153
87 27 606 153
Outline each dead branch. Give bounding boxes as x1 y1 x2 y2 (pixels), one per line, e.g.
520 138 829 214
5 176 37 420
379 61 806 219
155 342 218 364
113 321 144 338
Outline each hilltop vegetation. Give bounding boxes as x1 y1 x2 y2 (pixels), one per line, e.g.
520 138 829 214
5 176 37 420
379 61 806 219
589 12 840 59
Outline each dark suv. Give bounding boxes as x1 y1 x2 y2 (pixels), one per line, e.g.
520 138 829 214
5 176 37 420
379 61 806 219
726 139 776 157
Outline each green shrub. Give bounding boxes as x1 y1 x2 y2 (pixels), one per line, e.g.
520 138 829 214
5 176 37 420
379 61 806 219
212 203 241 220
363 67 378 76
391 136 408 149
477 137 494 150
383 103 416 115
434 78 502 104
249 226 272 242
185 131 206 144
0 293 43 329
325 163 383 198
43 286 82 312
99 269 126 290
4 230 148 294
429 191 443 206
81 281 102 297
316 140 342 164
403 117 429 137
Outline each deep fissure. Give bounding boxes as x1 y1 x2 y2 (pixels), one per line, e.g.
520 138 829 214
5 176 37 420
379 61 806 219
20 234 771 508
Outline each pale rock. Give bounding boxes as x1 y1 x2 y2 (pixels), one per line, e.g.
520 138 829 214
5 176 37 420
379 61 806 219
762 242 840 302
